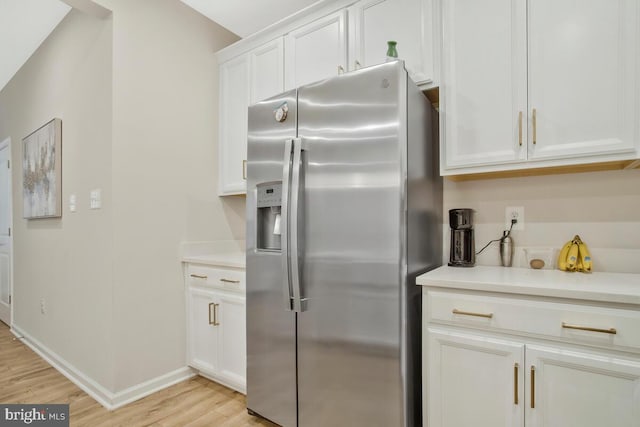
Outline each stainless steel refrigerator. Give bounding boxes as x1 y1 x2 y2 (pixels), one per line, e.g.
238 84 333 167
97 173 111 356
246 61 442 427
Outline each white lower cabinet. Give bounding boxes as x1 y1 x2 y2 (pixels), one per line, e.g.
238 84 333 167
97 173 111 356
188 288 221 375
424 289 640 427
217 293 247 388
427 328 524 427
186 263 246 393
526 344 640 427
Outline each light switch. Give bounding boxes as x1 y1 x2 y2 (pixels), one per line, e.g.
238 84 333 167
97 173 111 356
90 189 101 209
69 194 77 212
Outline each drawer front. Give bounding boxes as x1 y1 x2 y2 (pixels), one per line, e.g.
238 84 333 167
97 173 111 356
426 289 640 352
187 264 245 293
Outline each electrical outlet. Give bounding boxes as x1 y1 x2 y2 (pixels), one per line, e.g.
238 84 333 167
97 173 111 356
40 298 46 315
505 206 525 231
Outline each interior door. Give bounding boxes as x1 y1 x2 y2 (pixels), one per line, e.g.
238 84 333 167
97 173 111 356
0 139 12 326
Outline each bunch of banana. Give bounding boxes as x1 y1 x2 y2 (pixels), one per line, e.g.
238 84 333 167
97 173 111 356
557 235 592 273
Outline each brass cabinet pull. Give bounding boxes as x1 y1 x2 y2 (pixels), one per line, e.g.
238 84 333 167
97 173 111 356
532 108 537 145
514 363 519 405
530 366 535 409
338 65 345 74
208 302 215 325
213 303 220 326
242 160 247 180
452 308 493 319
190 274 208 279
220 278 240 284
518 111 523 146
562 322 617 335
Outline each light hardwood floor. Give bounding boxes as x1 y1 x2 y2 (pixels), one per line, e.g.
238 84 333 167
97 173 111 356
0 322 276 426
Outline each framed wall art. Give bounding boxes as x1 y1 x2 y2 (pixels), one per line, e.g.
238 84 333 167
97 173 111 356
22 118 62 219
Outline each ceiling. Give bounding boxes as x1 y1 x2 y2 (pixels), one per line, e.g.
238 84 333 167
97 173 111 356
179 0 323 38
0 0 325 93
0 0 71 92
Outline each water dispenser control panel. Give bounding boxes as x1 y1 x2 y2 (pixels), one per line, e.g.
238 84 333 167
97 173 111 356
257 183 282 208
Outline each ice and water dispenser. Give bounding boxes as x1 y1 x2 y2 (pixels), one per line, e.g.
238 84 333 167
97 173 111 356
256 182 282 251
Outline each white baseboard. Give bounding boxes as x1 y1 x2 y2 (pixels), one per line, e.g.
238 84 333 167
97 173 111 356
197 370 246 395
11 324 195 411
110 366 196 410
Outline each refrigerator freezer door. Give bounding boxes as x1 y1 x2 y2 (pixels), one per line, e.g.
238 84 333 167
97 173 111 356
246 91 298 427
296 62 407 426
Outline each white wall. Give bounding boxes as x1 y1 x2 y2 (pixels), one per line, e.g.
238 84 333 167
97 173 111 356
0 10 115 389
0 0 242 396
94 0 241 391
443 168 640 273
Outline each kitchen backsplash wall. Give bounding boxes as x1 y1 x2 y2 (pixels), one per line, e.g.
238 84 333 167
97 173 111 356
443 168 640 273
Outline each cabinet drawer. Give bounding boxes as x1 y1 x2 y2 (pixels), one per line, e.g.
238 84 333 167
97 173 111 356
426 289 640 352
188 265 245 293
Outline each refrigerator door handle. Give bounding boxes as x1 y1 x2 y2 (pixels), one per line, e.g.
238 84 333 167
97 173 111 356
290 138 307 312
281 139 294 311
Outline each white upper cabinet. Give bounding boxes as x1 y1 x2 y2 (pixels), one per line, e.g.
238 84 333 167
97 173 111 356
285 10 348 90
217 0 437 195
527 0 638 161
440 0 640 176
219 38 284 196
440 0 528 170
250 37 284 104
218 54 250 195
348 0 434 85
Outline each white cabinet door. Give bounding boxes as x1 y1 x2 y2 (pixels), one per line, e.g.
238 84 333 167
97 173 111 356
187 288 220 375
284 10 347 90
440 0 528 171
528 0 639 161
427 328 525 427
526 344 640 427
250 38 284 104
349 0 433 85
218 54 249 195
217 293 246 391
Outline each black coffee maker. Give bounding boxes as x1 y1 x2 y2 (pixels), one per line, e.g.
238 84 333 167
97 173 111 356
448 208 475 267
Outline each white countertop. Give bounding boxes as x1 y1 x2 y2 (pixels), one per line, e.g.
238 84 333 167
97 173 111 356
181 240 245 268
182 253 245 268
417 266 640 305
